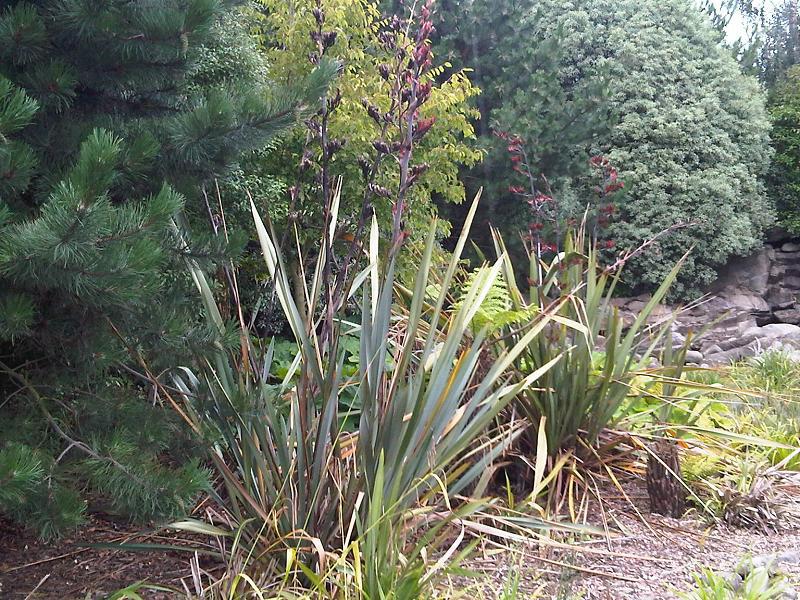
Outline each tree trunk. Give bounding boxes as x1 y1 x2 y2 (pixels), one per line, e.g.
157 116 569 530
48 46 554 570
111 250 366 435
646 437 686 518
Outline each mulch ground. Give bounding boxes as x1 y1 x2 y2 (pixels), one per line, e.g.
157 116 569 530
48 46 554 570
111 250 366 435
3 478 800 599
0 516 198 599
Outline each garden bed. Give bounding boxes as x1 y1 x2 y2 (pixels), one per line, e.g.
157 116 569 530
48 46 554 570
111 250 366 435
456 477 800 598
4 476 800 599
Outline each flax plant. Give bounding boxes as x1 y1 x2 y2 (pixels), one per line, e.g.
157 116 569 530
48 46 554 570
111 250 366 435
171 190 564 596
493 224 686 453
166 5 568 592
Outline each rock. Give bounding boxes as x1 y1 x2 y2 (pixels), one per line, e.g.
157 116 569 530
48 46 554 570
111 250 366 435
768 287 797 309
705 347 751 365
722 292 771 312
766 227 794 244
611 238 800 366
686 350 704 364
711 248 771 296
775 307 800 325
746 323 800 339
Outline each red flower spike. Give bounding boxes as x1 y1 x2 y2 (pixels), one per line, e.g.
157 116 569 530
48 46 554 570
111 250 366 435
414 44 430 65
420 20 433 39
414 116 436 140
600 204 615 215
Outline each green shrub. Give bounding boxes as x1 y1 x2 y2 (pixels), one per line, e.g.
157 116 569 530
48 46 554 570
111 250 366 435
681 562 792 599
766 65 800 234
440 0 773 299
730 350 800 403
245 0 481 243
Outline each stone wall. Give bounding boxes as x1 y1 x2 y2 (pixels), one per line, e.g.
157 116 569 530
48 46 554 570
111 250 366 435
612 231 800 365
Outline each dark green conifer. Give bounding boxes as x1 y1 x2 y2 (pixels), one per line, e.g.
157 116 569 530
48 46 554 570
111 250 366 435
0 0 335 537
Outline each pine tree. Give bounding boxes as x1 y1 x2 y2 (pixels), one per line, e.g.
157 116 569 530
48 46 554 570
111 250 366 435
0 0 335 537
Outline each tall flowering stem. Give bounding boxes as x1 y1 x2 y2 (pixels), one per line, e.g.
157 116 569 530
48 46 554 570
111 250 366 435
498 129 624 289
309 0 345 350
497 131 557 288
332 0 438 300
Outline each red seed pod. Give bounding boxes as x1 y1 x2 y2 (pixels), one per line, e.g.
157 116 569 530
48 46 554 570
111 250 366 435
362 99 382 123
413 43 430 66
410 162 430 177
372 140 390 154
299 151 313 172
414 116 436 140
417 81 433 104
357 155 371 179
322 31 337 49
369 183 392 198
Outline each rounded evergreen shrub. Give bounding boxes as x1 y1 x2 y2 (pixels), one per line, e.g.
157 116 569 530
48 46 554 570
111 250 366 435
445 0 774 299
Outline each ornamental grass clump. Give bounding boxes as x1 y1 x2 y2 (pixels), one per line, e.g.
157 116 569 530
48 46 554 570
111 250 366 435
171 192 564 595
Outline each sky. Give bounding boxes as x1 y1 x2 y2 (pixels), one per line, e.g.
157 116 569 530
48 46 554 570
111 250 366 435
714 0 781 42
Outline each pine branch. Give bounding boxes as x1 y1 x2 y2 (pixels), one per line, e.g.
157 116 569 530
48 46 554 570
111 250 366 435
0 360 147 488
